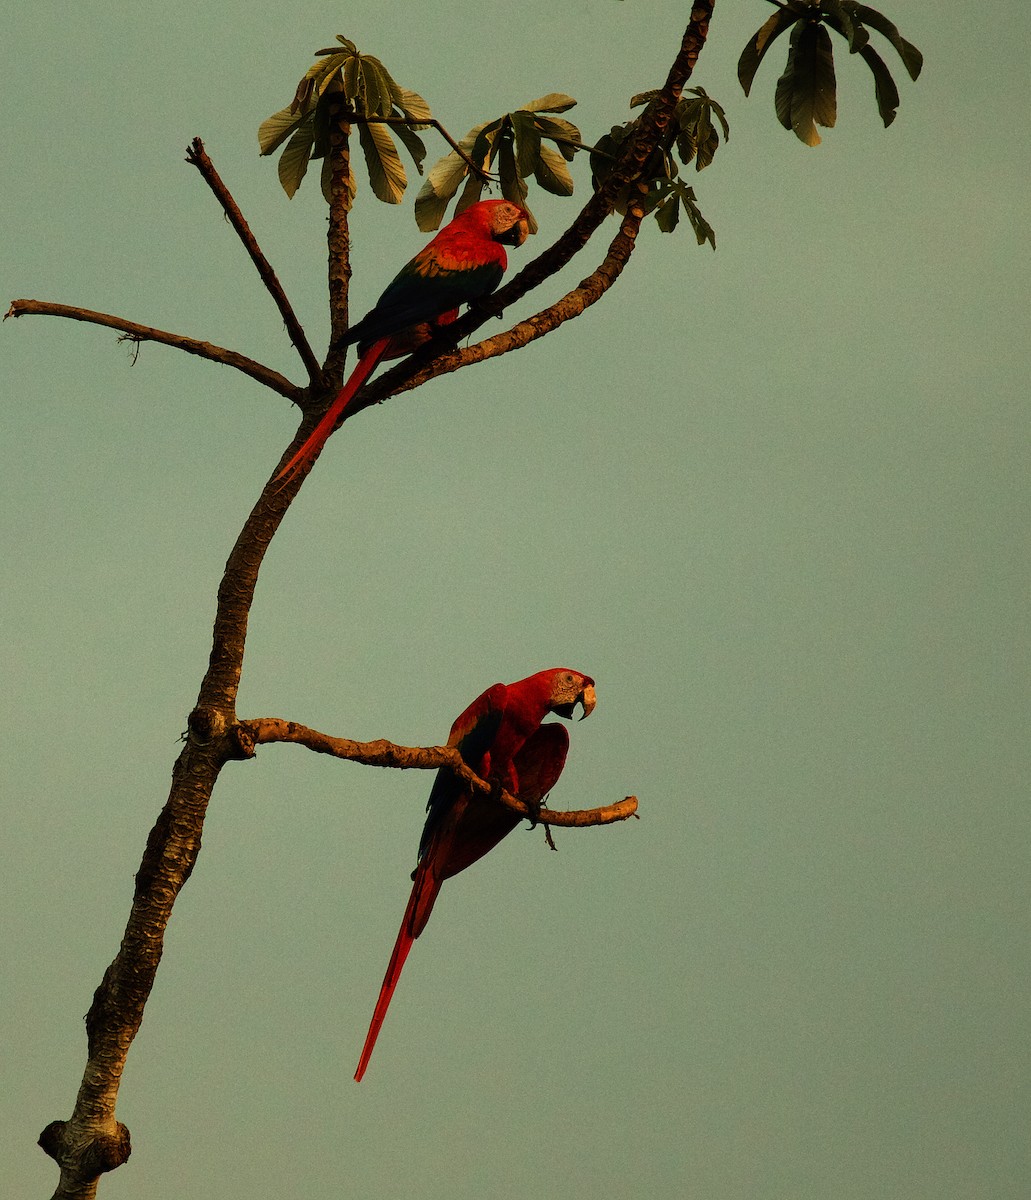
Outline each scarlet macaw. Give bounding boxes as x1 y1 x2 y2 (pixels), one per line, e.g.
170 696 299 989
276 198 530 482
354 667 596 1082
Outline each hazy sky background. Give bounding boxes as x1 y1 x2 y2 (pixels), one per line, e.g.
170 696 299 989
3 3 1028 1197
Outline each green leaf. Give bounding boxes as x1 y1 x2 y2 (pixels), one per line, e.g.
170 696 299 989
420 134 477 201
521 93 577 114
391 119 427 173
533 144 574 196
360 55 395 117
391 83 432 126
689 87 730 142
823 0 869 53
258 104 307 156
454 171 487 216
414 182 453 231
853 4 923 79
857 43 900 127
497 134 536 232
654 194 680 233
532 115 581 161
467 118 503 173
590 124 631 190
630 89 661 109
674 89 728 171
277 125 315 197
511 110 541 179
357 119 407 204
776 20 838 146
738 7 799 97
341 54 361 106
680 185 715 248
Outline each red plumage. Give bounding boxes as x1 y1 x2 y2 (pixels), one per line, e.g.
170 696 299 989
275 200 529 484
353 668 596 1082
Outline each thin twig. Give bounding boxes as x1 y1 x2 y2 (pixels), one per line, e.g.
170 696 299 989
5 300 302 400
185 137 324 387
243 717 640 828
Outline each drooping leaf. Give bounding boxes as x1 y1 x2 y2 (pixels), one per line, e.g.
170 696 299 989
738 6 801 96
497 135 536 232
357 119 407 204
654 193 680 233
392 120 427 173
681 185 716 249
853 4 923 79
775 20 838 146
455 170 487 216
391 83 432 126
822 0 869 53
341 54 361 107
857 43 901 126
466 118 504 173
277 125 315 197
532 115 581 160
533 143 574 196
414 179 454 231
590 124 631 190
360 55 395 117
675 88 728 171
522 93 577 114
629 88 661 109
259 105 308 156
511 111 542 179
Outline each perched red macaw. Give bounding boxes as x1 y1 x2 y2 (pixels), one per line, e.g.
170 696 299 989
354 667 596 1082
276 198 530 483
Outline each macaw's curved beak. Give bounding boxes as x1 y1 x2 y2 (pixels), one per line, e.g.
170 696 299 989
554 682 597 722
497 214 529 247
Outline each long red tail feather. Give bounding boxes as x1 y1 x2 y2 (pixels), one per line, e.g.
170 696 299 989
274 337 389 484
354 863 442 1082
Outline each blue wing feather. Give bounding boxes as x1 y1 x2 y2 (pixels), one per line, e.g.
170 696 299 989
343 259 504 350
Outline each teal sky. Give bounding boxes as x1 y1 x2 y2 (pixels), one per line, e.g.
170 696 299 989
3 3 1028 1198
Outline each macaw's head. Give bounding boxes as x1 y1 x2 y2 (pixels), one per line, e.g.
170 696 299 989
460 198 530 248
539 668 597 722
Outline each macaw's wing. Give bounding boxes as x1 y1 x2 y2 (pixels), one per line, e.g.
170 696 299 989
511 722 570 807
345 249 504 350
436 721 571 883
418 682 506 861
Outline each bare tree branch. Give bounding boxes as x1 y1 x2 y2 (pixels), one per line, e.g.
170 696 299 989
243 717 640 827
186 137 324 387
4 299 302 401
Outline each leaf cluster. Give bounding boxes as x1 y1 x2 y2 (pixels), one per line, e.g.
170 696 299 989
258 35 431 203
413 94 581 233
590 87 728 247
738 1 923 146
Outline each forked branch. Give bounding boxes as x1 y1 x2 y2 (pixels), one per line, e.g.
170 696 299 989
186 137 324 386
